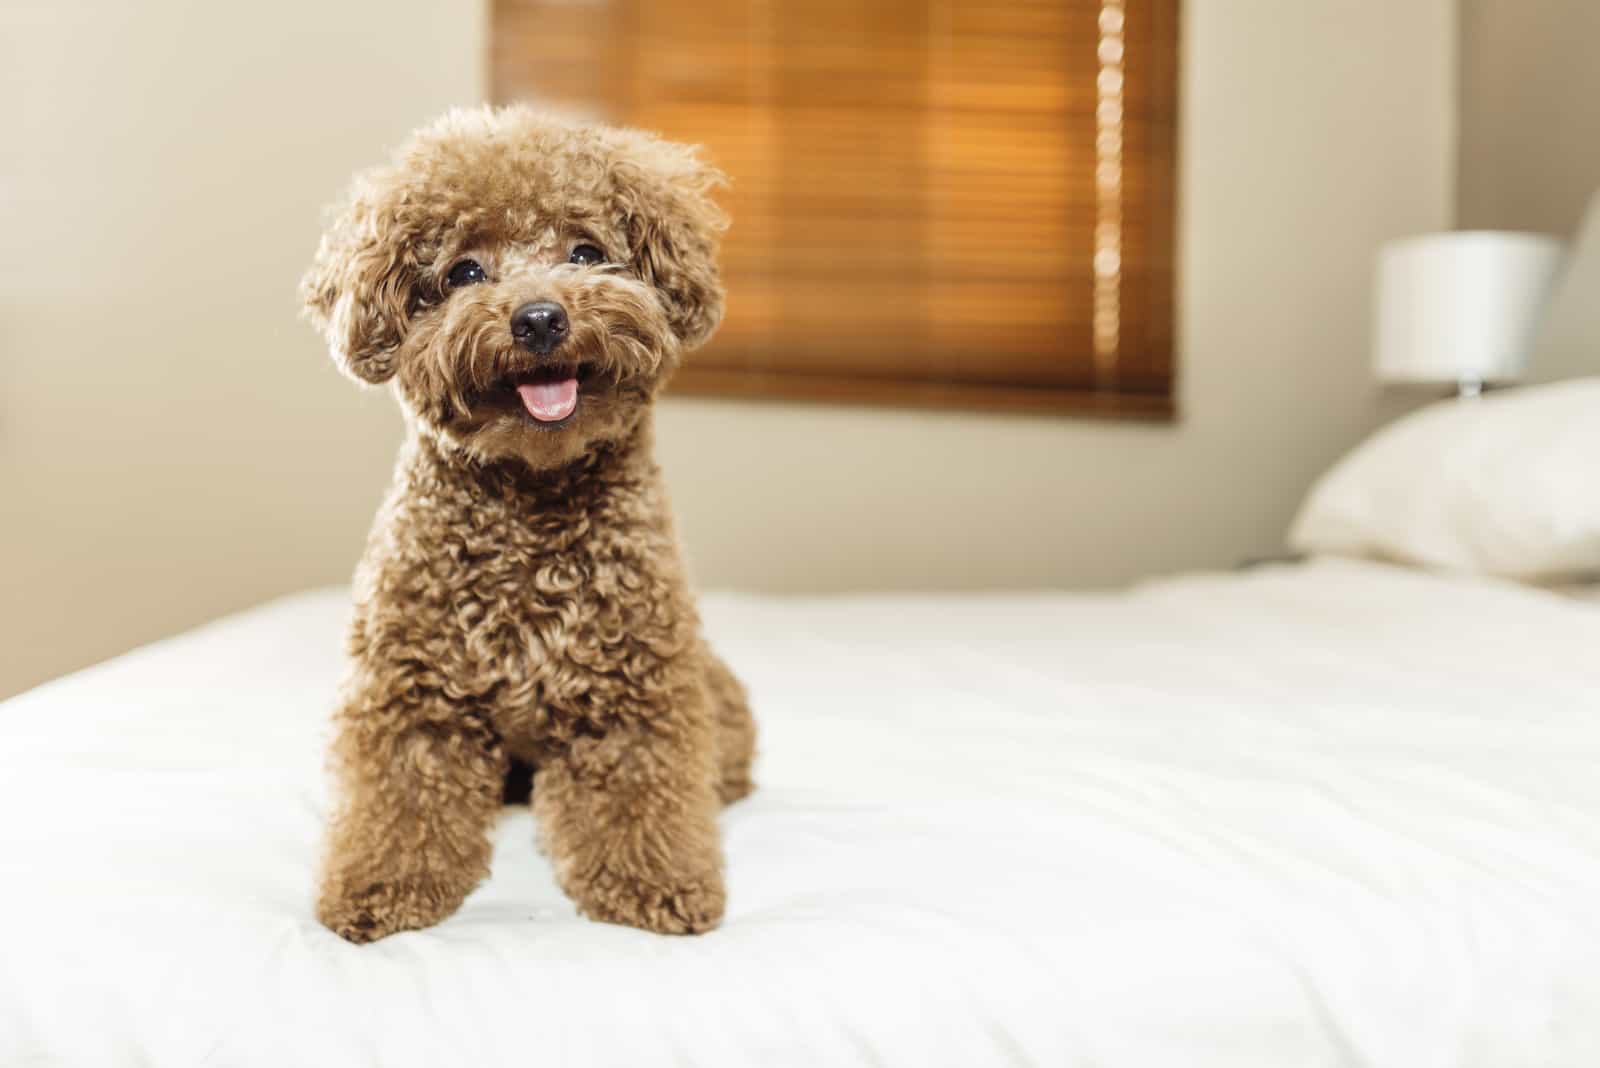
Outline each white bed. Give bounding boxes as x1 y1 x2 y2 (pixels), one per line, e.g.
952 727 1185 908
4 558 1600 1066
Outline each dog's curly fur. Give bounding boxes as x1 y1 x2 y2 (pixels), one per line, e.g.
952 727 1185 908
300 106 755 943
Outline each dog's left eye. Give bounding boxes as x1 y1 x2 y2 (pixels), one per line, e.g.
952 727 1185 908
569 244 605 266
445 259 487 289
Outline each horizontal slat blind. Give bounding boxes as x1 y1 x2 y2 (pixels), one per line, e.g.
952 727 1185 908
492 0 1179 418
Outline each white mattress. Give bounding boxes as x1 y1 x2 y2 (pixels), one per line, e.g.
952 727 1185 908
4 558 1600 1066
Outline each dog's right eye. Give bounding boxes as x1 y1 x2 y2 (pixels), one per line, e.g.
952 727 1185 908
445 259 487 290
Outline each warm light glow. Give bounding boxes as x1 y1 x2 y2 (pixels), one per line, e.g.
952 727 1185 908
1094 0 1125 372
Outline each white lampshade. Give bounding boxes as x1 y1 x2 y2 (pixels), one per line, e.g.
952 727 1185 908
1373 232 1566 390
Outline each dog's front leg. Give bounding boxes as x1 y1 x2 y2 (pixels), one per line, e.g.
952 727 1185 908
316 684 507 943
534 694 726 934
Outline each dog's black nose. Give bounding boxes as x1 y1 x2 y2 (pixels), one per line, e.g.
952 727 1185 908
510 301 569 354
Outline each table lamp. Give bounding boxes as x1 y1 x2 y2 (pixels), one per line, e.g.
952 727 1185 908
1373 232 1566 397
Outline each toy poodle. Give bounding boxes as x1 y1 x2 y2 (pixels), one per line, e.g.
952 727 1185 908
300 105 756 943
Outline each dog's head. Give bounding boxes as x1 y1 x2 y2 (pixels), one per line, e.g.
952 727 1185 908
301 106 726 471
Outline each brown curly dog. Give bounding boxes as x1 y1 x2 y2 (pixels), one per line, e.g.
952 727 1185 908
300 106 756 943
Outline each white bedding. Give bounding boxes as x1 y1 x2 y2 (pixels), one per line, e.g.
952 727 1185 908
3 559 1600 1066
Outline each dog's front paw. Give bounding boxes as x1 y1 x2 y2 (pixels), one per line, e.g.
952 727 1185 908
570 865 726 935
317 878 462 944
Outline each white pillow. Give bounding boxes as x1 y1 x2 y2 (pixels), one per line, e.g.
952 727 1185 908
1289 378 1600 580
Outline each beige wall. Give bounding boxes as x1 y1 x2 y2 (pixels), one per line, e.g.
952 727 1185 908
1459 0 1600 235
0 0 1456 698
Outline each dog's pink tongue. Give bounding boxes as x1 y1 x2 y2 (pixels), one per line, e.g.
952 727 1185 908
516 378 578 422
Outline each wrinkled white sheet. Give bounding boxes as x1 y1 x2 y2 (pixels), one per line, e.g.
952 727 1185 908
3 558 1600 1067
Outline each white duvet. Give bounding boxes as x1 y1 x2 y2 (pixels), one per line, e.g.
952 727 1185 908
3 559 1600 1067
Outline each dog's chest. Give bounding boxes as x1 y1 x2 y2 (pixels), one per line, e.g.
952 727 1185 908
439 496 692 745
364 437 695 747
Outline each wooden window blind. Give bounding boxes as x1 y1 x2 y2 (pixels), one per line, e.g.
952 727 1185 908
492 0 1179 419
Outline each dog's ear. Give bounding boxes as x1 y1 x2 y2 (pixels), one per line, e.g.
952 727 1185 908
300 179 419 385
610 134 730 350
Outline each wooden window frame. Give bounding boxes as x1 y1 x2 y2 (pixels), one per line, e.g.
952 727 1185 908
492 0 1180 422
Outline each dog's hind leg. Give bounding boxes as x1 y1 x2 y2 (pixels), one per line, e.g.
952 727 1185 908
702 646 755 805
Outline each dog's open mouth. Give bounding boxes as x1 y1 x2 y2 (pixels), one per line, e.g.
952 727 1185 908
504 365 593 427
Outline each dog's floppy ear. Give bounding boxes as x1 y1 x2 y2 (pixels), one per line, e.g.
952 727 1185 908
300 178 419 385
610 133 730 350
